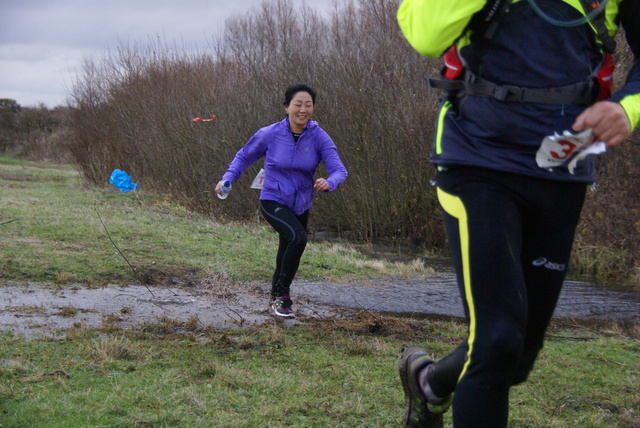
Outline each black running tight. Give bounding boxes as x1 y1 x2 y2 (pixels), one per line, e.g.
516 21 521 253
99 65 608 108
260 200 309 299
428 167 586 427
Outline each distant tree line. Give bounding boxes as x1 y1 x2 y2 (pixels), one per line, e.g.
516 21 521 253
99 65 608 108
0 99 71 163
3 0 638 283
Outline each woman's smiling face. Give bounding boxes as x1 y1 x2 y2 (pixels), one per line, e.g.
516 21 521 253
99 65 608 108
285 91 314 134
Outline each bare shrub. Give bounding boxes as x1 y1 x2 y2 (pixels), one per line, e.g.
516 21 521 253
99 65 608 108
576 128 640 283
65 0 638 279
66 0 443 245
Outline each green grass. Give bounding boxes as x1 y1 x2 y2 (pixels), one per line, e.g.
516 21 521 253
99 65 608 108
0 157 429 286
1 157 639 427
0 320 638 427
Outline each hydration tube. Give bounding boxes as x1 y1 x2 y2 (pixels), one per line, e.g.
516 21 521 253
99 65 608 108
526 0 609 27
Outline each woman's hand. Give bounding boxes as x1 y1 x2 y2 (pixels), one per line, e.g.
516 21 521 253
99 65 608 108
215 179 228 197
314 177 330 192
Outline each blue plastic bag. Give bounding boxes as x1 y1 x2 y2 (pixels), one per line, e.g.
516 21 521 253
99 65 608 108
109 169 140 192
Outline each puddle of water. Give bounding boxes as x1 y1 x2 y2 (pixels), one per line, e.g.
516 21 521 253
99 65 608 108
294 275 640 322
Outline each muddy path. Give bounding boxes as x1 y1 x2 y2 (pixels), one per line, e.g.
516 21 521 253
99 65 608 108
1 273 638 339
0 280 337 339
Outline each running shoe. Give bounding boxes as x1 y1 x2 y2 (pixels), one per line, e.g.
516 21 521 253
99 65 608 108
272 296 294 317
399 347 452 428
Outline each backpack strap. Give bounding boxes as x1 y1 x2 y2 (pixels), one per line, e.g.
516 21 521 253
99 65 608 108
426 0 615 105
578 0 616 53
467 0 513 38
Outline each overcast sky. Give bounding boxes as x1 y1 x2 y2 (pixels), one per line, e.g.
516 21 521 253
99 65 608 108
0 0 335 109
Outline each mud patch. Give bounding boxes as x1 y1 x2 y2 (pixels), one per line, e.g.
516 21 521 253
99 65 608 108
0 281 342 339
2 274 638 340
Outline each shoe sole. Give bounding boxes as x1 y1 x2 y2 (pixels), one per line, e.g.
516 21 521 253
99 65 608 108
271 304 294 318
399 348 417 427
399 347 439 428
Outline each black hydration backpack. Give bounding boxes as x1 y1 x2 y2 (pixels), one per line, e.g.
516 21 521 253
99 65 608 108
427 0 616 105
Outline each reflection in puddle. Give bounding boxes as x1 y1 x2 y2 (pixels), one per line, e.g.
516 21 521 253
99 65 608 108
294 274 640 322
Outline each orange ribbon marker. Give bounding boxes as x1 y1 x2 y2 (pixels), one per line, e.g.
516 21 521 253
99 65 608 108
192 115 216 122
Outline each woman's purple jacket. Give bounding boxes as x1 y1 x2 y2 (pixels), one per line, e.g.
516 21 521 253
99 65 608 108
222 118 348 215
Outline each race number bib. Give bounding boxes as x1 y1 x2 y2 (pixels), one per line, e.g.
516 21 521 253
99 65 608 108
536 129 606 174
250 168 265 189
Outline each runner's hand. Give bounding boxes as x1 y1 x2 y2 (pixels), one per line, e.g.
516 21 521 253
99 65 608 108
572 101 631 148
314 178 329 192
215 180 227 196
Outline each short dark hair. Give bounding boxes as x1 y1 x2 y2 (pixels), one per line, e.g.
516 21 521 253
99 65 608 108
283 83 316 107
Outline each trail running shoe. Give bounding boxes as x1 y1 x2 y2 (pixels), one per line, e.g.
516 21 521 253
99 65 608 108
272 296 294 318
399 347 452 428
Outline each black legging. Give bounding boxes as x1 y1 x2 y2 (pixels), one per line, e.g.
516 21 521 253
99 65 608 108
428 166 586 427
260 200 309 299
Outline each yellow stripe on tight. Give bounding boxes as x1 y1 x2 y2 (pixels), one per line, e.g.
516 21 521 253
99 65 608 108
437 186 475 382
435 101 451 155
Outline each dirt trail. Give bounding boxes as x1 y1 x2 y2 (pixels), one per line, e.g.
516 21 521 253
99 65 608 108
0 280 340 339
1 274 639 339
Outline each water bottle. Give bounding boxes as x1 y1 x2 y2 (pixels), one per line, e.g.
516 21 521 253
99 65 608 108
218 180 232 199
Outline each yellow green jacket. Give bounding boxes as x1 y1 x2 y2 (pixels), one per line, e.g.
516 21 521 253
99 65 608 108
397 0 640 182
